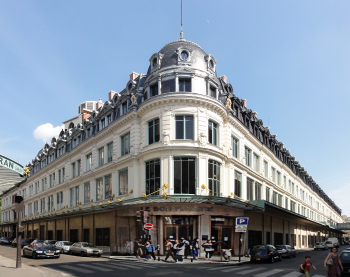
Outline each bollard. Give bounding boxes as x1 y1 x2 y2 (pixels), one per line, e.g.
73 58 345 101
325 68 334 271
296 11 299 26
191 257 193 262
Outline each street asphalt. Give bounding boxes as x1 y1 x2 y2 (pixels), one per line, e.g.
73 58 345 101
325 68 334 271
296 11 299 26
0 243 349 277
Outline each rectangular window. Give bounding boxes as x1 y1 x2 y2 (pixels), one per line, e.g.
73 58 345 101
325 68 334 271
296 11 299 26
62 167 65 181
40 198 45 213
104 174 112 199
285 197 288 209
96 177 103 201
161 79 175 93
150 83 158 96
209 85 216 98
107 115 111 125
122 102 127 114
174 157 196 194
272 191 278 205
179 78 191 92
277 171 281 186
119 168 128 195
255 182 262 200
42 179 44 191
253 153 259 172
231 136 239 158
107 143 113 162
48 195 53 212
291 182 295 194
77 159 81 176
101 119 105 129
148 118 160 144
271 167 276 182
264 161 268 178
58 170 61 184
145 159 160 195
56 192 63 210
86 154 92 171
70 186 79 207
283 176 286 189
175 115 194 140
72 162 76 178
208 160 221 196
245 147 251 167
84 182 90 204
208 121 218 146
234 171 242 198
49 174 52 187
121 133 130 156
98 147 104 166
266 187 271 202
247 177 254 201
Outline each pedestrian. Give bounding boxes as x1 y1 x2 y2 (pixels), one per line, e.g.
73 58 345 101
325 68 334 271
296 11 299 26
192 238 200 260
134 238 143 258
163 239 176 262
300 255 316 277
174 240 185 263
181 237 190 259
145 240 156 260
324 247 343 277
202 240 214 260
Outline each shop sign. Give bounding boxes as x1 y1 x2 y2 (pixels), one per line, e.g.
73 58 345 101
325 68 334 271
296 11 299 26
153 206 213 212
0 155 24 175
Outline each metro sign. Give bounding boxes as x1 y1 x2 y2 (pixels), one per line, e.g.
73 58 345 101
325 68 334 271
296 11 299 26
144 223 154 230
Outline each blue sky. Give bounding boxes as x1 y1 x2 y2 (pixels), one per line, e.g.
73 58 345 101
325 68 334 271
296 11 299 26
1 0 349 215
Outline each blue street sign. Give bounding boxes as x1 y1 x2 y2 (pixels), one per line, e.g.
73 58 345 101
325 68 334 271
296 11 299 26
236 217 249 226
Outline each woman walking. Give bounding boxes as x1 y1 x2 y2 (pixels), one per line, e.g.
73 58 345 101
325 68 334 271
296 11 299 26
192 238 200 260
202 239 214 260
145 240 157 260
324 247 343 277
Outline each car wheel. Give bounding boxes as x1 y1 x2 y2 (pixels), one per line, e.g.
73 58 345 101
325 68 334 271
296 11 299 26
32 252 37 259
279 255 283 261
97 254 101 257
61 249 63 254
23 250 26 257
81 252 85 257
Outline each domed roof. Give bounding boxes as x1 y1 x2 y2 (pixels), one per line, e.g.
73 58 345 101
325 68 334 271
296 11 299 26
159 39 208 70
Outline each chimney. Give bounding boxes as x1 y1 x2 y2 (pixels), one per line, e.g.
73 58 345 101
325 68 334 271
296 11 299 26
252 111 258 118
96 98 103 110
242 99 247 107
108 90 116 101
130 72 139 81
220 75 227 84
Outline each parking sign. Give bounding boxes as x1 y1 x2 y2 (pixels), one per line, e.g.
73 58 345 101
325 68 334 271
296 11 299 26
235 217 249 232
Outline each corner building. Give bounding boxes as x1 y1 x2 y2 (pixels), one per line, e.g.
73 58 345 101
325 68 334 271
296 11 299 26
0 38 344 255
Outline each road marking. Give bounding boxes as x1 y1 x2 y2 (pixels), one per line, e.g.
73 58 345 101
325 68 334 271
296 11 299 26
59 265 94 273
254 269 284 276
91 263 128 270
237 267 266 275
111 263 147 269
221 266 249 272
312 275 326 277
280 272 302 277
82 264 113 271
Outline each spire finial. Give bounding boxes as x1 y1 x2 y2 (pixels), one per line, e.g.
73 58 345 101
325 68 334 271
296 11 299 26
180 0 184 40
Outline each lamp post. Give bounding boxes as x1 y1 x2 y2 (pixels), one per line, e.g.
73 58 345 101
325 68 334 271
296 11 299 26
15 195 24 268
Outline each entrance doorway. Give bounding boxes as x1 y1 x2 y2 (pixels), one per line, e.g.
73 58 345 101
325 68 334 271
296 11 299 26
164 216 197 245
210 226 234 253
70 229 78 243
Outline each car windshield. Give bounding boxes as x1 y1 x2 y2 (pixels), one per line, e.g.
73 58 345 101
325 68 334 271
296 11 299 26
316 243 323 245
251 245 267 255
340 253 350 262
47 241 57 244
63 242 73 245
81 243 96 248
276 245 286 250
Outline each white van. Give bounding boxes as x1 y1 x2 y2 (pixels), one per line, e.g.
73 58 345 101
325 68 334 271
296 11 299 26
326 238 339 248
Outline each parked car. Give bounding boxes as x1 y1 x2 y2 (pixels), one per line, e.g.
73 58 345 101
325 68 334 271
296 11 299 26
44 240 57 247
250 245 282 263
21 239 33 248
11 238 17 247
327 237 339 248
344 241 349 245
23 241 60 259
55 241 73 254
0 237 12 245
30 240 45 246
276 245 296 258
69 242 103 257
340 249 350 276
324 240 335 248
314 242 329 251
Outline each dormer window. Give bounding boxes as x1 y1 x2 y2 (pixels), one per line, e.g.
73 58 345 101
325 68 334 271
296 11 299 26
128 83 133 91
205 54 217 73
181 51 188 60
209 60 214 69
152 58 157 68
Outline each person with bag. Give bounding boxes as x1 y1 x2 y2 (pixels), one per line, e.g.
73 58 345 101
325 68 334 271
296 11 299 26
192 238 200 260
145 240 156 260
300 255 316 277
324 247 343 277
202 239 214 260
163 239 176 262
173 240 185 263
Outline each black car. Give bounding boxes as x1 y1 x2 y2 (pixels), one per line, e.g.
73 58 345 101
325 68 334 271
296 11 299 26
250 245 282 263
340 249 350 276
0 237 12 245
23 241 60 259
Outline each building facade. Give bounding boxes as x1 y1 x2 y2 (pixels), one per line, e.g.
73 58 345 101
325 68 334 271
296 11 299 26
0 38 343 255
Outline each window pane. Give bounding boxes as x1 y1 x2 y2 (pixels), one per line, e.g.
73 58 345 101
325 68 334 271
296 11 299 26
189 159 195 194
96 178 103 201
175 117 184 139
161 79 175 93
119 169 128 195
185 116 193 140
235 171 242 198
182 159 189 194
174 160 181 193
149 121 154 144
154 119 160 142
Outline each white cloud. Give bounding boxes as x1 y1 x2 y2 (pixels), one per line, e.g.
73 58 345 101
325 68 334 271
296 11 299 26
33 123 64 143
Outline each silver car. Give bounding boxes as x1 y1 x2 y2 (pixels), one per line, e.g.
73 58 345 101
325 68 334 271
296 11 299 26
276 245 296 258
55 241 73 254
314 242 329 250
69 242 103 257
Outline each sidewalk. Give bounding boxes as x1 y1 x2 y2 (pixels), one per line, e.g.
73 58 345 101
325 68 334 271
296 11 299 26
0 255 65 277
109 254 251 264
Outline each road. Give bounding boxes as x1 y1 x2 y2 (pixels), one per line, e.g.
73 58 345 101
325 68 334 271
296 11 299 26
1 244 348 277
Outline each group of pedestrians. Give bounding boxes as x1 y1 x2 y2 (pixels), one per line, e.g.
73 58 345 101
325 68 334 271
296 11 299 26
300 247 344 277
